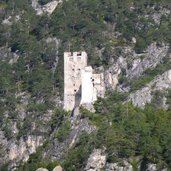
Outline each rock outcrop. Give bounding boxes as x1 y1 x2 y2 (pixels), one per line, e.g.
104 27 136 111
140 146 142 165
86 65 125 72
145 7 170 25
122 42 169 79
84 149 168 171
84 149 106 171
104 42 169 90
53 165 63 171
36 168 49 171
129 70 171 108
4 135 43 170
146 164 167 171
36 165 63 171
31 0 62 15
45 116 96 161
2 15 20 25
105 63 121 90
105 161 133 171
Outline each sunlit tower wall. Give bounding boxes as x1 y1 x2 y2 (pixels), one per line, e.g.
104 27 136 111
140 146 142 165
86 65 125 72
64 51 87 111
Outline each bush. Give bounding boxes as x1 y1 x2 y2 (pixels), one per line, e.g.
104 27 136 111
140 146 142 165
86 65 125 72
55 121 71 142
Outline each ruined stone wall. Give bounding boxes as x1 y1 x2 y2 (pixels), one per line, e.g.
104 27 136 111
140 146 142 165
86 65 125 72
92 73 105 99
81 67 105 105
81 66 95 104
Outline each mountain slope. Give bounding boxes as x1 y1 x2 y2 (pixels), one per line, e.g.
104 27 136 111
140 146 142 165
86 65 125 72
0 0 171 171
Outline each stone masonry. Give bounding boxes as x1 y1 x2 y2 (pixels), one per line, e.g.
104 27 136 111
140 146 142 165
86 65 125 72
64 51 105 111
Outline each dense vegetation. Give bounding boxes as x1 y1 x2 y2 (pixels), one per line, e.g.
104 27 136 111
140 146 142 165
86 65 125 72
59 92 171 170
14 92 171 171
0 0 171 170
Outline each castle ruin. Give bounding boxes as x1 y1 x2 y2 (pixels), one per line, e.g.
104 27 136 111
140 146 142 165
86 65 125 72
64 51 105 111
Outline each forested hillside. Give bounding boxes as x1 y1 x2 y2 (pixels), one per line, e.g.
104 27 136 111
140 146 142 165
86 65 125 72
0 0 171 171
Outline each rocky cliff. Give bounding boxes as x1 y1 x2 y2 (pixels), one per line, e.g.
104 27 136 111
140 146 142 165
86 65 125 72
0 0 171 171
84 149 168 171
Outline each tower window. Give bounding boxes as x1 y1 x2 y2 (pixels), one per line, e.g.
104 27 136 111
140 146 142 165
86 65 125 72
77 52 81 56
74 89 77 92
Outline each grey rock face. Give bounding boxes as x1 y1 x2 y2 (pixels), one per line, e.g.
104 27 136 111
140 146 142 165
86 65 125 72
129 70 171 108
2 15 20 25
105 63 121 90
0 128 44 170
84 150 134 171
2 16 12 25
45 117 96 161
147 164 168 171
53 165 63 171
84 149 106 171
31 0 62 15
105 161 133 171
104 42 168 91
0 47 20 62
129 87 152 108
126 42 169 79
8 136 43 170
9 53 19 64
36 168 49 171
0 90 53 170
0 131 8 165
146 7 170 25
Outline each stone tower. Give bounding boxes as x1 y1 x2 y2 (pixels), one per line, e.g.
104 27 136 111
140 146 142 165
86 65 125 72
64 51 87 111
